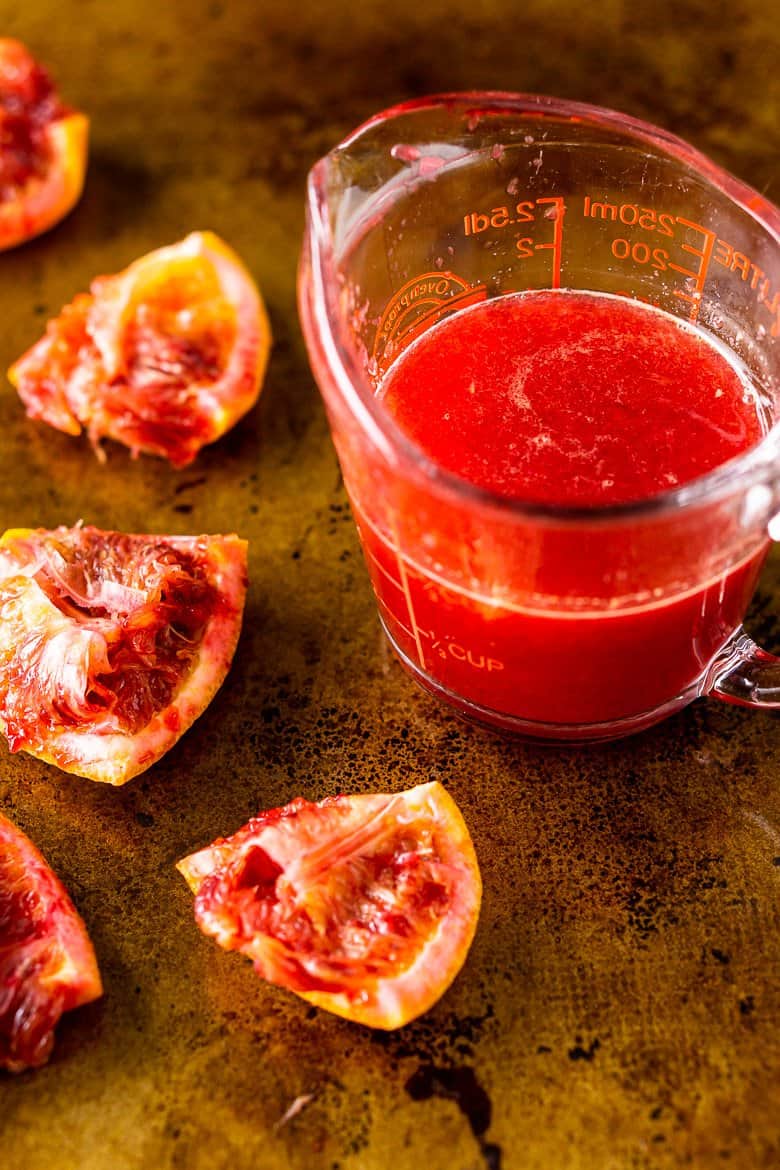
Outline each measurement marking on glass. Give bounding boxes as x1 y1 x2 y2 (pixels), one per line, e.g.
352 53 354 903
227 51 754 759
377 591 506 673
376 595 417 642
668 217 716 321
460 192 776 332
580 198 722 322
535 196 565 289
355 523 404 591
388 513 426 670
462 195 566 287
356 497 761 618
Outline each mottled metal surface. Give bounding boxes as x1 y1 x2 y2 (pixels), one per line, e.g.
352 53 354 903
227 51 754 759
1 2 779 1167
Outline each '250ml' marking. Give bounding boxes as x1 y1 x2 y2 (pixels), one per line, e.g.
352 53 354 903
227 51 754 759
584 195 779 335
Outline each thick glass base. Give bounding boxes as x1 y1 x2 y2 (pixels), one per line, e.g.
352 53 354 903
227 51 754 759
382 621 701 743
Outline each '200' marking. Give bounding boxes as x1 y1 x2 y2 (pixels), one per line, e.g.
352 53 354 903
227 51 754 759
611 237 669 270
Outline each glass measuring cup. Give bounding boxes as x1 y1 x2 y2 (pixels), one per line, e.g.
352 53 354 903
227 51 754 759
299 92 780 741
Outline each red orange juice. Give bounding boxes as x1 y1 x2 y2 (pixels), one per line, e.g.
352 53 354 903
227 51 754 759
354 291 768 727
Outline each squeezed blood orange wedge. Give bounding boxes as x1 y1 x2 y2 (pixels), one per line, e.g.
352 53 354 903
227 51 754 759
177 781 482 1029
9 231 271 466
0 38 88 250
0 524 248 784
0 810 102 1072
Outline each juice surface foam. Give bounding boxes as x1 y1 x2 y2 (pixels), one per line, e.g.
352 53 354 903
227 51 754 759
378 290 764 507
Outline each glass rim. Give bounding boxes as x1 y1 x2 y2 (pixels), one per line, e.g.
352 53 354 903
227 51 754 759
303 90 780 525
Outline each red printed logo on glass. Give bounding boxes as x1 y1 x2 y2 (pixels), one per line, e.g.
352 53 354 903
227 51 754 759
372 272 486 375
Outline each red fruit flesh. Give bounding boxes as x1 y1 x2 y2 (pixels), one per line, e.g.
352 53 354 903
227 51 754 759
0 40 67 199
9 233 269 467
178 782 482 1029
0 525 248 785
0 811 102 1072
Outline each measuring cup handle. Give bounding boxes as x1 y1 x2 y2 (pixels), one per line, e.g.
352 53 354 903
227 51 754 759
708 630 780 708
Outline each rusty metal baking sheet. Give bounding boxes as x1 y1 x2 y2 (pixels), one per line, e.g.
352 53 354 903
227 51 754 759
1 1 779 1168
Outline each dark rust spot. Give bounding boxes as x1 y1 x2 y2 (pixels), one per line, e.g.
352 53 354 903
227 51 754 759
404 1064 501 1169
568 1037 601 1062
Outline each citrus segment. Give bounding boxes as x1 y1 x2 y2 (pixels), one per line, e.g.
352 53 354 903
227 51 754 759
0 524 248 784
9 231 270 466
177 781 482 1029
0 39 88 250
0 810 102 1072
